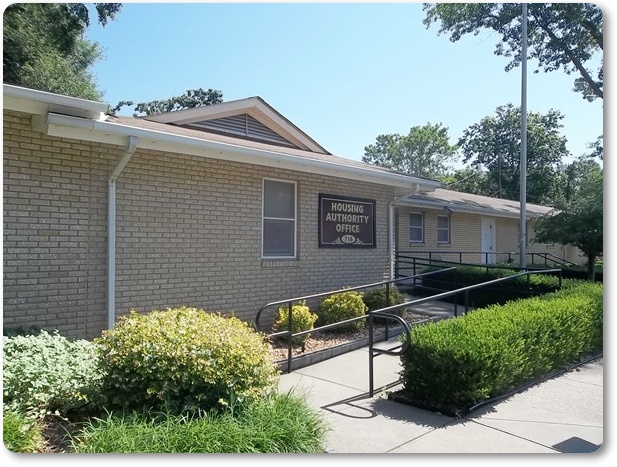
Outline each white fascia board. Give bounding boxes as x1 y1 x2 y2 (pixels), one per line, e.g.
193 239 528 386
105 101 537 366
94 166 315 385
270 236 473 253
3 84 108 119
397 198 549 220
45 113 441 190
144 97 325 154
143 97 261 124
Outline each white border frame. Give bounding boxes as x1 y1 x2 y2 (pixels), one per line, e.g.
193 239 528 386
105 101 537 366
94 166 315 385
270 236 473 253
262 177 297 259
409 212 424 243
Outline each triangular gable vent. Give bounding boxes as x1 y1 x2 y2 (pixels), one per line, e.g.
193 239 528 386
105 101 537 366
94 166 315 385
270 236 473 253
182 114 298 148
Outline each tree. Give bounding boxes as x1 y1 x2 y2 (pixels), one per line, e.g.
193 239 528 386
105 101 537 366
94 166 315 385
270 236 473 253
111 88 224 117
363 123 458 178
585 135 603 161
440 167 491 195
458 103 569 205
533 162 602 280
423 3 603 101
3 3 121 100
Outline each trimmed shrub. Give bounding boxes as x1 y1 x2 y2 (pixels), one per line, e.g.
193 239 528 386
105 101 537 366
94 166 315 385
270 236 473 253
94 306 281 414
363 285 407 323
418 265 569 308
2 330 103 417
319 290 368 332
273 300 318 345
559 266 603 282
398 281 603 414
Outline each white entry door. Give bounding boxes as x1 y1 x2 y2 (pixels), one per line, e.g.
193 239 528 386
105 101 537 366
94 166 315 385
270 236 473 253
481 217 496 264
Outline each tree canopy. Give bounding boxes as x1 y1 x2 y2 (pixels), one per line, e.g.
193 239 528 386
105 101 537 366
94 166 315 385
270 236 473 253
423 3 603 101
533 158 602 280
362 123 458 178
440 166 491 196
111 88 224 117
457 103 569 205
3 3 122 100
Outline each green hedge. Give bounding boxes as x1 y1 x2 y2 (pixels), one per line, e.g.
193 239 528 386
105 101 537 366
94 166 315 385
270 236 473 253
559 266 603 282
398 281 602 414
418 265 568 308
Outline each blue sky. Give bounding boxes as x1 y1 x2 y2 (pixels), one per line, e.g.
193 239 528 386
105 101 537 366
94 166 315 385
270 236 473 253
85 2 605 168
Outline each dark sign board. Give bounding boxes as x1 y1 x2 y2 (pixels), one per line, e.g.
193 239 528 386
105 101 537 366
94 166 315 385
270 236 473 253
319 194 376 248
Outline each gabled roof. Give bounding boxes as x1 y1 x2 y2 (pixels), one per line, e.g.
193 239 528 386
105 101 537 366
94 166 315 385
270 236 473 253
142 96 329 154
3 84 442 192
399 188 555 219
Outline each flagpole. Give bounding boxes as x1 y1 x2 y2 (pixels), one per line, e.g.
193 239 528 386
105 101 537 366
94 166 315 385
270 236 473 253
519 3 528 268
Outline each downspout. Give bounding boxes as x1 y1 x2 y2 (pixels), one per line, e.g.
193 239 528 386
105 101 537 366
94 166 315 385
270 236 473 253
389 185 421 280
108 136 138 329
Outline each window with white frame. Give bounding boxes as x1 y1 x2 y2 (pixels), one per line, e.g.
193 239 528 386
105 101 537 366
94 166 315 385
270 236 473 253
437 215 450 244
409 212 424 243
262 179 296 258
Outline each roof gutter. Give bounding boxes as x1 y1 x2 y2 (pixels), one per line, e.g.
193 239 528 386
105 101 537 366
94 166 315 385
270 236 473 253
388 186 421 280
3 84 108 120
108 136 138 329
44 113 442 191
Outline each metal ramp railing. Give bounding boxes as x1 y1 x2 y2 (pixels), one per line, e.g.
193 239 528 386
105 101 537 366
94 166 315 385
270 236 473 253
255 266 563 397
395 250 577 277
254 267 456 373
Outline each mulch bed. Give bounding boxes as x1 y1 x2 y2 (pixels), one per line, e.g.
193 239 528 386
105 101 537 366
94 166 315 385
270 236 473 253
268 310 434 362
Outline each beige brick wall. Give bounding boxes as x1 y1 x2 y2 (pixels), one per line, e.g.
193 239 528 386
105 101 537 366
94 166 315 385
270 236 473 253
396 206 482 264
499 217 572 265
4 110 394 339
396 207 573 267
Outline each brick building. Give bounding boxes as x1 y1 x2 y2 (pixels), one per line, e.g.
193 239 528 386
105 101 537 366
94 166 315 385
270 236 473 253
3 84 575 339
3 85 443 338
396 188 585 266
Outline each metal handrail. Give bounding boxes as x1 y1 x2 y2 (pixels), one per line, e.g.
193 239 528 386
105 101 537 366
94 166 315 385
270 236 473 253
367 311 411 397
364 267 563 396
255 267 456 332
396 249 575 268
395 252 574 281
391 267 562 314
256 266 456 373
259 265 563 396
529 252 579 268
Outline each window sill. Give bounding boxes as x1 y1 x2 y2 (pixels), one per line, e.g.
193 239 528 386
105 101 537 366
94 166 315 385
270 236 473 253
261 259 299 268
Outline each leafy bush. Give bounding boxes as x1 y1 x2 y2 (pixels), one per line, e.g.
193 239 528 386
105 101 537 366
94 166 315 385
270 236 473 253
70 390 329 453
2 330 104 417
559 266 603 282
418 265 568 307
363 285 407 324
273 300 318 345
398 282 603 414
3 405 45 452
3 325 43 337
94 306 281 414
318 290 368 332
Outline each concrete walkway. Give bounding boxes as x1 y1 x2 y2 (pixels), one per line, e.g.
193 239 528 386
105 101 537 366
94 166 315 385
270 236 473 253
278 338 604 454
